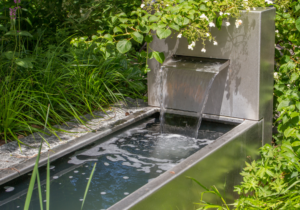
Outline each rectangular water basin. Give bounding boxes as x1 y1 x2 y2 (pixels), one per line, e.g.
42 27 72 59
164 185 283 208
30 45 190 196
0 113 237 210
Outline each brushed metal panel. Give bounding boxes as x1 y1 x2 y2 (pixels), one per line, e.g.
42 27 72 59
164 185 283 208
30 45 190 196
259 9 275 144
148 8 275 124
108 120 263 210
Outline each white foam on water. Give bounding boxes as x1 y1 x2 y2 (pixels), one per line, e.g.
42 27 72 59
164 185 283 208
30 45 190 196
122 144 136 148
122 161 142 168
67 119 215 177
4 187 14 192
79 199 83 201
124 192 129 195
86 178 89 180
74 170 79 173
156 170 162 173
123 176 129 179
69 176 73 178
49 166 55 170
53 176 59 179
106 155 126 162
101 192 106 195
104 162 109 166
82 173 85 175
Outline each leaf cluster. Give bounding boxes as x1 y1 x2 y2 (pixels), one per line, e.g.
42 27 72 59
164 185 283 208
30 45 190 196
234 143 300 209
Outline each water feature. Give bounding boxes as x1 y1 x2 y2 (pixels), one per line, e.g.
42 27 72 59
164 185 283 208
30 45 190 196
0 114 235 210
159 55 229 138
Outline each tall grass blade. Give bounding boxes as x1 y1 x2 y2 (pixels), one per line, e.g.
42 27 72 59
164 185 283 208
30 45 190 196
46 154 50 210
24 141 43 210
44 104 50 131
36 169 44 210
81 163 97 210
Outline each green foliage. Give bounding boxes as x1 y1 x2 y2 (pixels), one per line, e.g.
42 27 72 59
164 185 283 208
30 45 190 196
234 143 300 209
70 0 266 67
273 0 300 146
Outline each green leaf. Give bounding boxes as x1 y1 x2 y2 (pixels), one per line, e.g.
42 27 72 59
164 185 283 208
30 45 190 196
169 24 180 31
103 34 113 41
296 17 300 32
156 28 172 39
145 35 153 43
292 141 300 147
216 16 223 30
119 18 128 23
91 35 98 40
295 4 300 12
183 17 190 25
18 31 33 37
284 127 294 138
152 51 165 64
111 16 118 24
290 72 299 82
149 15 160 22
4 30 17 36
4 51 15 60
113 26 123 34
199 4 208 11
15 58 33 68
116 39 132 53
137 25 150 33
277 99 291 111
131 31 143 44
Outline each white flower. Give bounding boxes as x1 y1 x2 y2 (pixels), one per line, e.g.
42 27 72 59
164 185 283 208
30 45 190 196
275 30 279 33
188 41 196 50
206 33 210 37
200 14 208 20
219 12 223 16
209 22 215 27
253 7 256 10
274 72 278 79
201 48 206 53
287 84 290 87
213 41 218 45
225 22 230 26
166 4 169 6
177 33 182 38
235 19 242 28
265 0 273 4
140 4 145 8
225 13 230 15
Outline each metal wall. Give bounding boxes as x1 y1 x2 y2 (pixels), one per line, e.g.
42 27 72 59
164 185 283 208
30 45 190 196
109 119 263 210
147 8 275 144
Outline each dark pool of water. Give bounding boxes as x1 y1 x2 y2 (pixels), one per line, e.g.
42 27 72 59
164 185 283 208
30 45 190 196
0 115 235 210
